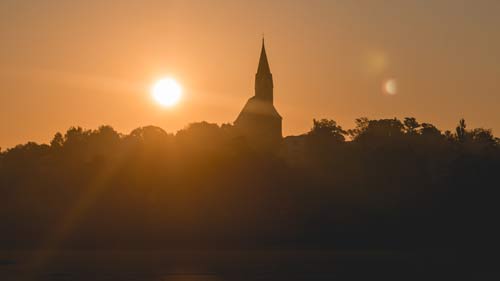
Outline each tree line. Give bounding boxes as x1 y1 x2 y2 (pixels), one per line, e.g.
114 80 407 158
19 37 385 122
0 117 498 250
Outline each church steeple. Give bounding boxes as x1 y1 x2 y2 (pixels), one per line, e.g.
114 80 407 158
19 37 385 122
234 38 282 148
255 38 274 102
257 38 271 74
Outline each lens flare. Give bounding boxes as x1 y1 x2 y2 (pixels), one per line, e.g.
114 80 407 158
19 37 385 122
384 78 397 95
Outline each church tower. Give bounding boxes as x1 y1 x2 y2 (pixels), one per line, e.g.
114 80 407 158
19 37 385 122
255 39 274 102
234 39 282 149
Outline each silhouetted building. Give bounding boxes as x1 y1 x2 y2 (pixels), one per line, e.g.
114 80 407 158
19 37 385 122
234 39 282 149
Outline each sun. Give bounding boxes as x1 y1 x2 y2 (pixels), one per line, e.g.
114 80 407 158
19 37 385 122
151 78 182 107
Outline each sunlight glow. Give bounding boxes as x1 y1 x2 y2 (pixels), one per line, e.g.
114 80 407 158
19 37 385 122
151 78 182 107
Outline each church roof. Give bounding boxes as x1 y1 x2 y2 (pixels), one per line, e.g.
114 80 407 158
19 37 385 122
235 96 282 123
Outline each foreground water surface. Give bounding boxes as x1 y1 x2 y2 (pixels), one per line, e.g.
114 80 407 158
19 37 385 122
1 250 498 281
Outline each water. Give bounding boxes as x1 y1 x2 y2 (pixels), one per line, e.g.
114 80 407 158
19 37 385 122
1 250 498 280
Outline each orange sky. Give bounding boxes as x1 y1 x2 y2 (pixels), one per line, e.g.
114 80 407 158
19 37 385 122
1 0 499 149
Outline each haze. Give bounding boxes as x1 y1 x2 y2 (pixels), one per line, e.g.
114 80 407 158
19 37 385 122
1 0 499 149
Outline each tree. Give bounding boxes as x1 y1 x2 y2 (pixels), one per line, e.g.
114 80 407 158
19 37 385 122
94 125 120 141
403 117 420 135
420 123 442 138
308 119 346 142
354 118 404 142
347 117 369 140
456 118 467 143
64 126 91 147
129 126 171 144
50 132 64 148
470 128 496 147
177 122 221 138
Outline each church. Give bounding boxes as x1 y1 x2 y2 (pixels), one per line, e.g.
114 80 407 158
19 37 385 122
234 40 282 149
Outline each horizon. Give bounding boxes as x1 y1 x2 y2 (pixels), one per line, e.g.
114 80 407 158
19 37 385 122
1 115 493 150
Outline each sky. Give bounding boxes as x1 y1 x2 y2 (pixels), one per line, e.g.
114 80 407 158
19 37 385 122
1 0 499 149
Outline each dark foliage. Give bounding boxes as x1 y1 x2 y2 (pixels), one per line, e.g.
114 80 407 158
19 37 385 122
0 118 498 250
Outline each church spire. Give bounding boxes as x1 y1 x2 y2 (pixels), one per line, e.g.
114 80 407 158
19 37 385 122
255 37 274 102
257 37 271 74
